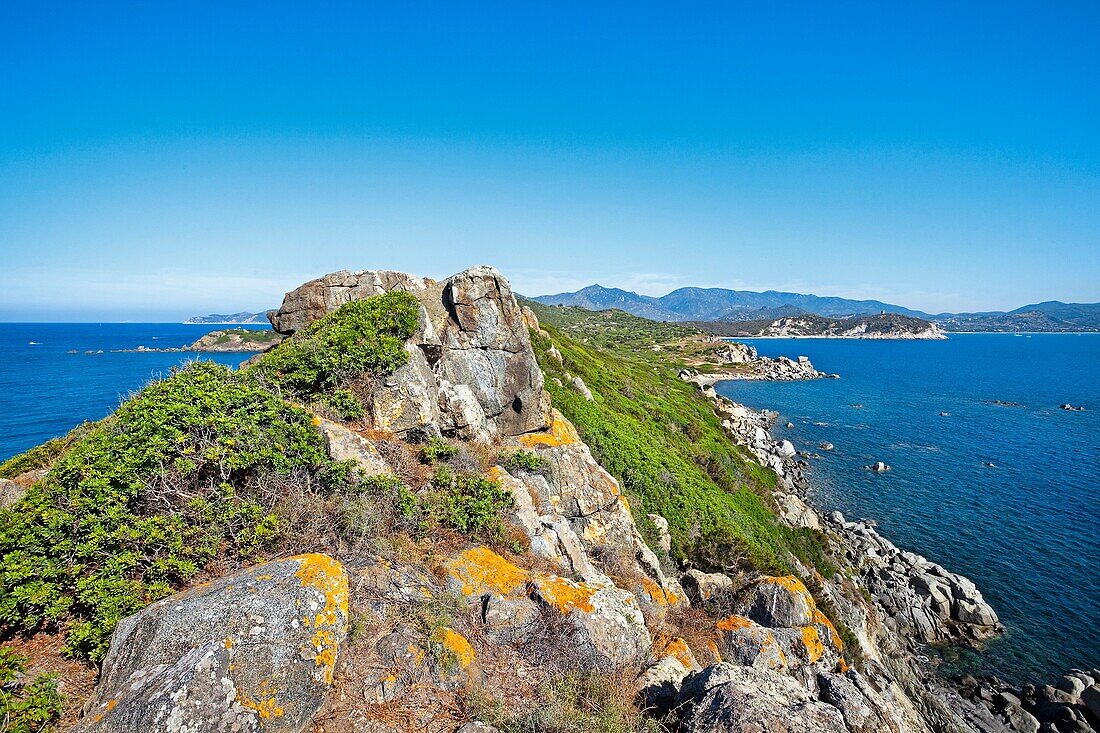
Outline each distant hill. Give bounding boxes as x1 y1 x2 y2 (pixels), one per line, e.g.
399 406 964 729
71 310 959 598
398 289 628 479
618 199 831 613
935 302 1100 332
184 311 273 325
693 312 946 339
532 285 1100 332
532 284 928 321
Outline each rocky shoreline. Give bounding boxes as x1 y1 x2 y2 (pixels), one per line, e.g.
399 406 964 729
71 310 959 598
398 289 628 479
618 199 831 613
678 341 839 386
683 366 1100 733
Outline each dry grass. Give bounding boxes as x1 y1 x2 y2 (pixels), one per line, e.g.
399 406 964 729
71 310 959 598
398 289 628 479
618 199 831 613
4 633 99 730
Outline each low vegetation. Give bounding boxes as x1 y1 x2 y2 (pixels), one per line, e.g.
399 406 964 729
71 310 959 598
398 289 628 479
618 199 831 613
527 300 835 578
256 291 420 410
0 647 62 733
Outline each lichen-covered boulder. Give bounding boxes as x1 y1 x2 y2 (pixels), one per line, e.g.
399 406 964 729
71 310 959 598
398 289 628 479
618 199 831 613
440 546 650 670
528 574 651 670
74 554 349 733
678 663 848 733
742 575 815 628
714 615 788 671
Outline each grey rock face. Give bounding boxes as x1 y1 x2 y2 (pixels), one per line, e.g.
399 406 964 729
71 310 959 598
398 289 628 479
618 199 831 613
0 477 26 508
75 554 349 733
317 419 389 476
269 266 550 442
678 664 849 733
742 576 814 628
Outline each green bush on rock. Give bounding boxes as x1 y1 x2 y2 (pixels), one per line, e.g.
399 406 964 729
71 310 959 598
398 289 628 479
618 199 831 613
0 361 335 661
256 291 420 401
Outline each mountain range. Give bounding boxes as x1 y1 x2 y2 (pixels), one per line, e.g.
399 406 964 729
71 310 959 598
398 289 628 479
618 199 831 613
530 285 1100 332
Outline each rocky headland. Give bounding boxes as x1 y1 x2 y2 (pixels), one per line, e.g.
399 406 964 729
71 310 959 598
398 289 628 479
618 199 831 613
0 265 1095 733
678 340 838 386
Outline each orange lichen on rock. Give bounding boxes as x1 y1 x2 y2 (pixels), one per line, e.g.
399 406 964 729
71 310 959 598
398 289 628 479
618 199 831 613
431 627 475 669
639 577 678 607
238 680 285 720
761 575 813 600
444 547 529 597
531 575 597 614
518 415 578 448
663 638 697 669
812 608 843 651
292 554 349 684
715 615 755 632
800 625 825 664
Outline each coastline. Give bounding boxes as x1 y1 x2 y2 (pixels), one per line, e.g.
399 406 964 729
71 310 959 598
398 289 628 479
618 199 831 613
686 368 1098 731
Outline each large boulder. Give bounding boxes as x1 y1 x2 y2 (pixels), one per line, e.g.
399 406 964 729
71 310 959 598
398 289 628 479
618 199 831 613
678 663 848 733
74 554 349 733
742 576 815 628
269 266 549 442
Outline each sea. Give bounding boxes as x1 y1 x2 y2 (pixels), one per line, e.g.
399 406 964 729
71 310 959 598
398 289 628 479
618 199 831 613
0 325 1097 683
0 323 272 461
716 334 1099 684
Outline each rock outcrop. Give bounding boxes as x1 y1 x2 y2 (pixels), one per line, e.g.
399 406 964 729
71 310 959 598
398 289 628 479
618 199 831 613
75 554 349 733
269 266 549 443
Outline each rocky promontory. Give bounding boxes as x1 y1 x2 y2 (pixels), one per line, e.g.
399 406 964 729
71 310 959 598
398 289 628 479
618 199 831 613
1 265 1094 733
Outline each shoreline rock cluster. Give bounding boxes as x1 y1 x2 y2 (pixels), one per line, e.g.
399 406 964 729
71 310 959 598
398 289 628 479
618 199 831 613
679 341 839 386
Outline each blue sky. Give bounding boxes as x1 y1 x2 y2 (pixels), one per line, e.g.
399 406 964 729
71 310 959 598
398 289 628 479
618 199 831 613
1 2 1097 320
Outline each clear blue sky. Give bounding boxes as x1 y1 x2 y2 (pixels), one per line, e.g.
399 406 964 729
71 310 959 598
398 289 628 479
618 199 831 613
1 1 1097 320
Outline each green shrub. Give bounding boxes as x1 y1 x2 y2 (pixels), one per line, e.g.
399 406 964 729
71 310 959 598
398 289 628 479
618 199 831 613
256 292 419 400
420 436 458 464
0 647 62 733
321 388 365 420
426 467 512 540
498 449 546 474
0 361 333 661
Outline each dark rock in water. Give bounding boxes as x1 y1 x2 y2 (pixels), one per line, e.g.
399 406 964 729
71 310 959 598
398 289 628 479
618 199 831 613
786 421 795 429
74 554 349 733
820 442 834 451
940 411 951 416
867 461 891 472
1060 403 1085 411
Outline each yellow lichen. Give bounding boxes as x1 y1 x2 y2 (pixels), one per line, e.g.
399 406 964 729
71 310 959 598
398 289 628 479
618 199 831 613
532 575 597 613
800 625 825 663
292 554 349 684
444 547 529 597
715 615 754 632
238 681 285 720
664 637 696 669
431 627 476 669
105 699 117 711
518 415 578 448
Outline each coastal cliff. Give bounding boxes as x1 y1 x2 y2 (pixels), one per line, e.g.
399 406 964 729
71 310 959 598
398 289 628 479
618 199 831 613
0 266 1094 733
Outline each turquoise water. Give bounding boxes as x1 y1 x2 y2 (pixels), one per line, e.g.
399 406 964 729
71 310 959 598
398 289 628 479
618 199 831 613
716 334 1099 683
0 323 272 460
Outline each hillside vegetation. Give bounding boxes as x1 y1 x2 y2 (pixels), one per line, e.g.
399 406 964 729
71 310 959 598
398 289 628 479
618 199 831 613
526 301 834 577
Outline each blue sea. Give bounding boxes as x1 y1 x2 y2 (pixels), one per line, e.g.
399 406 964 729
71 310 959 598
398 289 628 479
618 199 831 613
0 326 1096 683
716 334 1099 684
0 323 272 461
